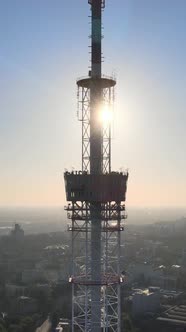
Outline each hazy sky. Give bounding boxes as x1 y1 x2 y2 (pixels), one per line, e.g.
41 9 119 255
0 0 186 208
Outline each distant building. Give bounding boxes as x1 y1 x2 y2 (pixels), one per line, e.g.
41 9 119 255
181 248 186 267
132 288 160 317
127 262 163 285
157 305 186 331
22 268 46 284
144 240 163 257
22 267 62 284
8 295 38 315
56 318 70 331
14 296 38 315
5 283 26 297
10 223 24 240
34 283 51 296
126 262 181 289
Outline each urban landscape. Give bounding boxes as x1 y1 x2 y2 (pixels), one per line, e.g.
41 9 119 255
0 214 186 331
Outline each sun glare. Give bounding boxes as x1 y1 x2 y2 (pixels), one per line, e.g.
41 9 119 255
100 105 113 123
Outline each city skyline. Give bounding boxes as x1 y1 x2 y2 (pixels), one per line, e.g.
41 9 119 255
0 0 186 207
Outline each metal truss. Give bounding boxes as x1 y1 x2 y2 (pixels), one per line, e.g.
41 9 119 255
77 80 115 173
77 86 90 172
65 201 125 332
67 76 125 332
102 85 115 173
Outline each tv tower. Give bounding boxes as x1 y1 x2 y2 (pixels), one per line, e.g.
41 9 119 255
64 1 128 331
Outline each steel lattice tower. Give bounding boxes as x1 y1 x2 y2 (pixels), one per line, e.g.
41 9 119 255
64 1 128 331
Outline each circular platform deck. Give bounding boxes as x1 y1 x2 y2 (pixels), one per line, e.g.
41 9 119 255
77 76 116 89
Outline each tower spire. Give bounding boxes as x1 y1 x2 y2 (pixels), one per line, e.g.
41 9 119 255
89 0 103 78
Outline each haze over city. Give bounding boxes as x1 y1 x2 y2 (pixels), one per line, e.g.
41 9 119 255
0 0 186 208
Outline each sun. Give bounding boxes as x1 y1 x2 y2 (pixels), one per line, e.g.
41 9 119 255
99 105 113 123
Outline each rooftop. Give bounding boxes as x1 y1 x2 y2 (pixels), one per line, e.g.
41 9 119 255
157 305 186 327
132 288 154 296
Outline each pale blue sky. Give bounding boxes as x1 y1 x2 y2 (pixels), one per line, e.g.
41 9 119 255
0 0 186 207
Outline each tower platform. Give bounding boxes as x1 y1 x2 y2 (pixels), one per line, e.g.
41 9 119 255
77 75 116 89
64 171 128 203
